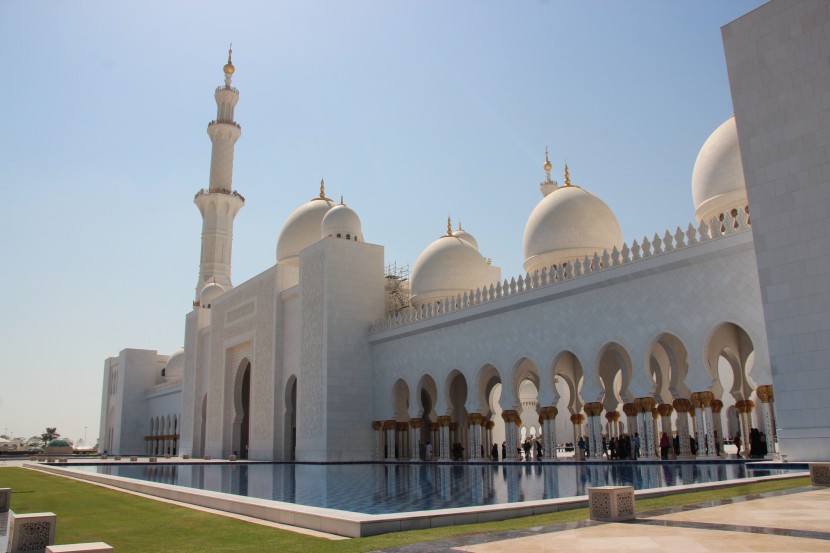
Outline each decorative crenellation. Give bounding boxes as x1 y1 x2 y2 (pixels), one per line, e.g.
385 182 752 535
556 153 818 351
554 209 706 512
371 207 751 333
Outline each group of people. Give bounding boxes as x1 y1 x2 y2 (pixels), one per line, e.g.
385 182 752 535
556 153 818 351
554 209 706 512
578 433 643 460
733 428 768 458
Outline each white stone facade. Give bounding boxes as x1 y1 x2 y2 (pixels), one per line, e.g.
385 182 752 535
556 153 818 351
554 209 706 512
723 0 830 461
99 1 828 462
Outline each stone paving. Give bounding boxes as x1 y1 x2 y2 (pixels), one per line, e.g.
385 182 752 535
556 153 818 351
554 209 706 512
370 487 830 552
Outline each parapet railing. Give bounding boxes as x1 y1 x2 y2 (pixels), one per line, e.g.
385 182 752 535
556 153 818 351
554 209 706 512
370 209 751 334
194 188 246 202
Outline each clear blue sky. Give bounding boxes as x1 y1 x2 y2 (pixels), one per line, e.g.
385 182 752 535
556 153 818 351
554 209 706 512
0 1 766 444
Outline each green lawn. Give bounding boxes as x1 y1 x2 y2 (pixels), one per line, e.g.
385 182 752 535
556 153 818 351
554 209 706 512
0 467 810 553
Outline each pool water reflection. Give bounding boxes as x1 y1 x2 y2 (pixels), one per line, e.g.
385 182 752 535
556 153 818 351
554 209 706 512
79 462 794 515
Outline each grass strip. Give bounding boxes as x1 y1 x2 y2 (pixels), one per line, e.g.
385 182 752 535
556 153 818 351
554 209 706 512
0 467 810 553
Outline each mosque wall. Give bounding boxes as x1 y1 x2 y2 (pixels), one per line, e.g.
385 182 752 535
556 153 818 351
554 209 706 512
100 349 167 454
724 0 830 460
296 237 385 461
371 230 769 428
200 265 280 459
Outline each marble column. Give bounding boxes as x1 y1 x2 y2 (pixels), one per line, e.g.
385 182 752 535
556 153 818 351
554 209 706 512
430 422 439 455
372 421 383 460
605 412 615 438
409 419 422 461
711 400 725 456
397 422 409 459
672 398 693 458
486 420 495 457
757 385 777 455
690 393 706 458
540 406 558 460
651 407 660 458
635 397 657 459
700 391 717 457
437 416 452 460
383 420 397 459
735 399 755 458
622 403 638 445
570 413 585 459
657 403 675 459
468 413 483 459
584 402 603 459
502 410 521 460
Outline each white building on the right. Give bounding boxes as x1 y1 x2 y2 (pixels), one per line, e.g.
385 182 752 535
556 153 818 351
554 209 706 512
723 0 830 460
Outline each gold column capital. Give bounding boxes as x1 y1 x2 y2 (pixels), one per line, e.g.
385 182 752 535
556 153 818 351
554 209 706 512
757 384 775 403
711 399 724 413
672 398 691 413
372 421 382 430
467 412 484 426
409 418 422 429
382 419 398 431
622 402 637 417
437 416 452 427
657 403 674 417
501 409 520 424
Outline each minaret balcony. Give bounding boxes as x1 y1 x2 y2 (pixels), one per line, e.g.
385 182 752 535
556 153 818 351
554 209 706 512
195 188 245 203
208 120 241 130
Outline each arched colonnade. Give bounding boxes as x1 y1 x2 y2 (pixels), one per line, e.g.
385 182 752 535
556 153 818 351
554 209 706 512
372 322 778 462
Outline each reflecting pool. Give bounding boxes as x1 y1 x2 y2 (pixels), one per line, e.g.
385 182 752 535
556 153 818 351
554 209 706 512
73 462 799 515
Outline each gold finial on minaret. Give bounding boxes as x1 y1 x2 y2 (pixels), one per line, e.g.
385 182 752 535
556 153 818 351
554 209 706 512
564 164 571 186
447 217 453 236
319 178 326 198
223 43 235 76
340 195 344 205
543 146 552 181
457 220 463 231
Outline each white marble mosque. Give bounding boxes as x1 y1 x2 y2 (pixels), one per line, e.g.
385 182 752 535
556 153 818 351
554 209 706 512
99 1 830 463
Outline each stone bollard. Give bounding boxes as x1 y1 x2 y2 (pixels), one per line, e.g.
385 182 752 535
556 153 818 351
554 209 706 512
229 455 237 462
114 456 122 461
182 454 190 460
0 488 10 512
100 455 107 460
204 455 211 461
149 457 157 463
47 458 56 463
7 511 57 553
46 543 113 552
164 454 171 459
810 463 830 487
58 459 68 464
129 456 138 462
588 486 636 522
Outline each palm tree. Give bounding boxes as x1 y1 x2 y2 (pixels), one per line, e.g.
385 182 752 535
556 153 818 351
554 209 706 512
40 427 60 446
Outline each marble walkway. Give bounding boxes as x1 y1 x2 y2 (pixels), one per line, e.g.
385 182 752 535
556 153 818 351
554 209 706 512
372 486 830 552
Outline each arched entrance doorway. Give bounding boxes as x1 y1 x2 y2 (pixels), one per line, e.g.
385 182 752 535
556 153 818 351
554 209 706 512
233 360 251 459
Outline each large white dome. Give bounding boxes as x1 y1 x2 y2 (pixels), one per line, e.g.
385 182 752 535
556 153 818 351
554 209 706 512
276 197 335 265
321 202 363 242
523 184 623 274
692 116 748 223
410 231 500 308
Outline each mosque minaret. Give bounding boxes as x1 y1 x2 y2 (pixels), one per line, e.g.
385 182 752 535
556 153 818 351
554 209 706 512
194 46 245 301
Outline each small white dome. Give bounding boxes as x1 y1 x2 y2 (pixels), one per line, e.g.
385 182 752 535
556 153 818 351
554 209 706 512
277 197 335 265
165 347 185 378
321 203 363 241
410 233 500 307
452 227 479 250
523 185 623 274
692 117 748 223
199 282 226 308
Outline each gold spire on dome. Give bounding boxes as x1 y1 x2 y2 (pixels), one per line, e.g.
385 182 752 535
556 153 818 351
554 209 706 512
224 43 235 75
564 164 572 186
319 178 326 198
340 195 344 205
447 217 453 236
543 146 553 184
457 220 463 231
